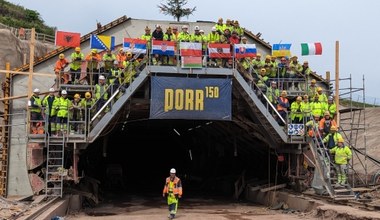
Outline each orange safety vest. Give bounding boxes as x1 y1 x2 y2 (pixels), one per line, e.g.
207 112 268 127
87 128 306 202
163 177 183 197
277 97 289 111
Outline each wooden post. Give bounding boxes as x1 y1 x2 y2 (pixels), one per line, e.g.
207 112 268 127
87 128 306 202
27 28 35 132
335 41 340 127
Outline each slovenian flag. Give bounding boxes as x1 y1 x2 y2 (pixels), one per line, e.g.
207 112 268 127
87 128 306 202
151 40 176 56
181 56 202 68
301 42 322 56
124 38 147 54
208 43 231 58
90 34 115 50
180 42 202 57
272 44 292 57
234 44 257 59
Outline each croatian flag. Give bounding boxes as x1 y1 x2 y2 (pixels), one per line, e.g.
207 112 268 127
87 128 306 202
234 44 257 59
151 40 176 56
180 42 202 57
208 43 231 58
123 38 147 54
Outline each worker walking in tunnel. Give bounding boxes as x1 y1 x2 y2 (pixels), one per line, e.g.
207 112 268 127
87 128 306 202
163 168 183 219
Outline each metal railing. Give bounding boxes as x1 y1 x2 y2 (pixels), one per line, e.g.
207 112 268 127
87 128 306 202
0 23 55 43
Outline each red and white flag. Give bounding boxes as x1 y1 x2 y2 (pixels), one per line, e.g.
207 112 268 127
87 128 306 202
180 42 202 57
208 43 231 58
55 31 80 47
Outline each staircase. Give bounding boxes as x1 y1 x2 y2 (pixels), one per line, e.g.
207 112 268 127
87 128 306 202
45 135 65 197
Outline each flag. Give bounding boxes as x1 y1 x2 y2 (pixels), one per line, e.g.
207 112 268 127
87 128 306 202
55 31 80 47
123 38 147 54
180 42 202 57
181 56 202 68
234 44 257 59
90 34 115 50
301 42 322 55
151 40 176 56
272 44 292 57
208 43 231 58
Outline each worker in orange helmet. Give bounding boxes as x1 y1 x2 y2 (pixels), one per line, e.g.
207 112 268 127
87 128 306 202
163 168 183 219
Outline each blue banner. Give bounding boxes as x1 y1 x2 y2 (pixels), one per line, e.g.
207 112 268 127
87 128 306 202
150 76 232 120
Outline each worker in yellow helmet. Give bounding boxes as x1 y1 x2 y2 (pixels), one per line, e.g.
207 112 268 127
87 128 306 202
70 93 83 134
70 47 84 84
80 92 95 134
330 137 352 186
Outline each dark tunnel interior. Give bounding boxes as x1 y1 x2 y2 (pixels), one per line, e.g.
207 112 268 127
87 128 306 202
77 119 288 198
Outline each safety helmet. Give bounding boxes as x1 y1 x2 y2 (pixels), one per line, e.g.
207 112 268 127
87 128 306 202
211 26 217 31
199 29 204 33
338 137 344 143
75 47 81 52
99 75 105 80
311 79 317 84
113 60 119 65
260 68 266 74
85 92 91 98
170 168 176 174
91 49 97 53
49 88 55 92
256 53 262 57
61 90 67 95
194 26 200 31
241 36 247 40
119 48 124 52
182 25 188 29
218 18 223 22
74 93 80 99
328 96 333 101
324 110 330 116
126 52 132 58
172 26 178 30
296 96 302 101
144 26 150 31
265 55 271 60
330 125 338 131
59 53 64 59
155 24 161 28
313 114 320 118
317 87 323 92
303 95 308 99
303 60 309 64
271 81 277 85
33 88 40 93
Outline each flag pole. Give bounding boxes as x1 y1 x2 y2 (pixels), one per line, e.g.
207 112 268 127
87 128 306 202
335 41 340 127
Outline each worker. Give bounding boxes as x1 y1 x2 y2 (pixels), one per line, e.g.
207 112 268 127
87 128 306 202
94 75 109 112
322 125 343 149
116 48 127 69
42 88 58 135
301 95 312 122
122 52 140 87
317 87 328 104
152 24 164 65
327 96 337 120
276 90 289 126
307 79 318 100
28 88 43 133
85 49 102 85
330 137 352 186
319 110 337 138
290 96 303 124
215 18 225 33
177 25 191 42
70 93 83 134
102 49 116 74
54 53 70 84
141 26 152 55
70 47 84 84
266 81 280 108
163 168 183 219
54 90 71 136
207 26 221 67
306 114 321 139
163 27 177 65
80 92 95 134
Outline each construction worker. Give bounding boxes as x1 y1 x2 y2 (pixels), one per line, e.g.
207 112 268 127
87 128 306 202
322 125 343 149
276 90 289 126
116 48 127 69
288 56 303 90
54 53 70 84
306 114 321 139
290 96 303 124
94 75 109 112
163 168 183 219
85 49 102 85
301 60 313 88
28 88 43 133
54 90 71 135
327 96 337 120
70 93 83 134
330 137 352 186
102 49 116 74
307 79 318 99
42 88 58 135
122 52 140 87
70 47 84 84
163 27 177 65
141 26 152 56
301 95 312 122
317 87 328 104
266 81 280 108
319 110 337 138
177 25 191 42
152 24 164 65
80 92 95 133
310 94 324 118
215 18 225 33
251 53 264 78
207 26 221 67
232 20 244 36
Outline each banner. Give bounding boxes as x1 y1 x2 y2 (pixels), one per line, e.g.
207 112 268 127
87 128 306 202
123 38 147 54
301 42 322 55
151 40 176 56
181 56 202 68
90 34 115 50
208 43 231 58
234 44 256 59
55 31 80 47
180 42 202 56
272 44 292 57
150 76 232 120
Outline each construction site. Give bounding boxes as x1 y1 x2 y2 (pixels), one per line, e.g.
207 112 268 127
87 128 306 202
1 15 380 220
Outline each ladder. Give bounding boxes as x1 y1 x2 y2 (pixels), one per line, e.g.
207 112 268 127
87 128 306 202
45 135 65 197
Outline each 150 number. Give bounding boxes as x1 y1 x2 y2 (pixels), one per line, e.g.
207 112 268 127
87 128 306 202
205 86 219 98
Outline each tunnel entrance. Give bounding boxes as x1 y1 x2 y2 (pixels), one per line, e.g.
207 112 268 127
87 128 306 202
78 119 286 199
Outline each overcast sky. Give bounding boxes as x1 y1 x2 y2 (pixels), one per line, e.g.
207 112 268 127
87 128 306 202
7 0 380 100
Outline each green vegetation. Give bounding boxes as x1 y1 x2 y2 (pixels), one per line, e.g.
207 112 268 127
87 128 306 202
158 0 196 22
0 0 56 35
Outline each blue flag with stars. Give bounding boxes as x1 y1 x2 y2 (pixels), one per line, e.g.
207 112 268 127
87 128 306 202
90 34 115 50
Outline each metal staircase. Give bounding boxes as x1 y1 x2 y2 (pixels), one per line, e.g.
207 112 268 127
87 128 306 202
308 124 355 200
45 135 65 197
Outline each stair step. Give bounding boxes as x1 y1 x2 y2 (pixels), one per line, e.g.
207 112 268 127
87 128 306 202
333 195 356 200
334 188 352 193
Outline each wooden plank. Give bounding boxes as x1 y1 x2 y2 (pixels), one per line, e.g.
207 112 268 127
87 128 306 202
260 183 287 193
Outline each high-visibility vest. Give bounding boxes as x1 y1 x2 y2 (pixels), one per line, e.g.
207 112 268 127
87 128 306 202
30 96 42 113
330 146 352 165
163 176 183 197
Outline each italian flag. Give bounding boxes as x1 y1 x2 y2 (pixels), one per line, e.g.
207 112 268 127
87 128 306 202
301 42 322 55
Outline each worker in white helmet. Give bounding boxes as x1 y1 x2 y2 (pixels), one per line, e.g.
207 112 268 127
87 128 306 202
29 88 43 133
163 168 183 219
54 90 71 136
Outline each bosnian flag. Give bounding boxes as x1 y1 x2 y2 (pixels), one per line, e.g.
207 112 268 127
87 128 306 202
180 42 202 57
151 40 176 56
234 44 257 59
208 43 231 58
90 34 115 50
301 42 322 55
123 38 147 54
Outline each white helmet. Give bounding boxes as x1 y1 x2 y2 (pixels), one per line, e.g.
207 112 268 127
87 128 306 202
211 26 217 31
194 26 200 31
99 75 105 80
170 168 176 174
49 88 55 92
61 90 67 95
182 25 188 29
33 88 40 93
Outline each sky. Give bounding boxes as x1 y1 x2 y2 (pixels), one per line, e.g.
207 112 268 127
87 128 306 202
6 0 380 101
